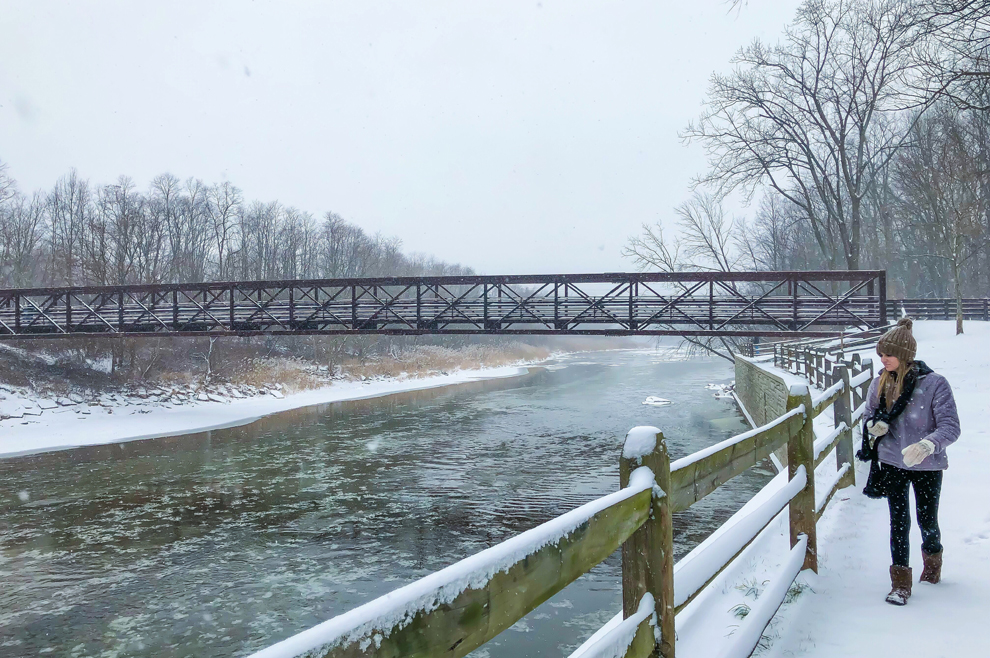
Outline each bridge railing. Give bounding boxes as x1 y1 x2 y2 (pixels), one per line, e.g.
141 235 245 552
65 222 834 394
247 360 871 658
886 298 990 321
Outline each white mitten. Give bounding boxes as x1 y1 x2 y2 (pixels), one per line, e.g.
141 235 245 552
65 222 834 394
867 419 889 437
902 439 935 467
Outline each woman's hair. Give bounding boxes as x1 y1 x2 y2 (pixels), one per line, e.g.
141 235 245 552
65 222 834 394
877 358 913 409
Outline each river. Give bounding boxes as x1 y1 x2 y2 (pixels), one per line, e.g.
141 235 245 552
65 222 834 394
0 348 773 658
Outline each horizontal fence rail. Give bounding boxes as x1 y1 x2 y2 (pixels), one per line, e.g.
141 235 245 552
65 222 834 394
247 338 870 658
250 468 657 658
0 271 887 339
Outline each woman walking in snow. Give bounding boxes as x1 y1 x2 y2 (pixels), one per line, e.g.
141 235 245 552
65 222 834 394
857 318 960 606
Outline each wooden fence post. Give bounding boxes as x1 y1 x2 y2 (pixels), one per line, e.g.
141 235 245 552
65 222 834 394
833 364 855 489
786 387 818 572
620 428 674 658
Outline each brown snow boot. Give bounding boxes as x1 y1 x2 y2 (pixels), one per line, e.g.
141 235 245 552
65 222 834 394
886 565 912 605
920 550 943 584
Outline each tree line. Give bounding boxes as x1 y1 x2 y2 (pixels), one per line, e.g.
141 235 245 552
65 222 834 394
0 164 482 380
0 167 472 290
628 0 990 335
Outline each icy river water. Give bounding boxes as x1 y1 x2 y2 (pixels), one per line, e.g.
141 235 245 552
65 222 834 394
0 349 773 658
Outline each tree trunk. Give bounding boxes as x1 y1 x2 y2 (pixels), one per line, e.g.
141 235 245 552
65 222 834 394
953 253 964 335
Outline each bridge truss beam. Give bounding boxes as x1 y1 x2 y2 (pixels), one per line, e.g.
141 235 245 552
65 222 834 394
0 270 887 340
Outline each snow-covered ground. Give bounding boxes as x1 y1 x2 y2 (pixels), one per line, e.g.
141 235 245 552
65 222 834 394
673 320 989 658
0 364 531 459
763 320 990 657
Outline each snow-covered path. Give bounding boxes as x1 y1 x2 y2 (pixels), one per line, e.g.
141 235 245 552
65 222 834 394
767 321 990 658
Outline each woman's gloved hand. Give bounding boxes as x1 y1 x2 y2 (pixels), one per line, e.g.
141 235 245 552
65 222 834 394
902 439 935 467
867 419 889 437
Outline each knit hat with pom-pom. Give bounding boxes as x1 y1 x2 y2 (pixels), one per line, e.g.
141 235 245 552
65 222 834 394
876 318 917 363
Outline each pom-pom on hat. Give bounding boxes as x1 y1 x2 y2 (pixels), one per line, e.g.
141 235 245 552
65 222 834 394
876 317 917 363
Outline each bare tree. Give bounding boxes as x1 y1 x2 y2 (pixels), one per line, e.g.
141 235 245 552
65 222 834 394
913 0 990 110
894 105 990 333
46 169 89 285
685 0 927 270
0 191 46 287
206 181 241 280
0 159 16 206
193 337 219 383
739 193 802 271
624 191 747 361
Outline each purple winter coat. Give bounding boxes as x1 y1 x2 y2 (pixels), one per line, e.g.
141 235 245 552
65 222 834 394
862 368 961 471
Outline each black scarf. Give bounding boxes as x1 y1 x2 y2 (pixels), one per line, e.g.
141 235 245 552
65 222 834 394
857 360 933 498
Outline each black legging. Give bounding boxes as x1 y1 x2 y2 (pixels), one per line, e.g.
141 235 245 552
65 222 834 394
883 464 943 566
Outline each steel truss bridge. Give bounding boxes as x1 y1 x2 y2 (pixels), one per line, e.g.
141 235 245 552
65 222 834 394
0 270 887 340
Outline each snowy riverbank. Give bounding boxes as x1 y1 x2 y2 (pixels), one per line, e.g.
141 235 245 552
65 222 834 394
0 364 533 459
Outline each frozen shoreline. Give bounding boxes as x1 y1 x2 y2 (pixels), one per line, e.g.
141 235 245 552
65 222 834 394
0 364 533 459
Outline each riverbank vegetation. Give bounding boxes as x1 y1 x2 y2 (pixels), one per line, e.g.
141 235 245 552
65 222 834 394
0 336 566 404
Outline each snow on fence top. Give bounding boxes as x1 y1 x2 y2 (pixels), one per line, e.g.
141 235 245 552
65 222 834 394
814 423 848 462
714 535 809 658
247 467 658 658
850 368 873 388
622 425 661 461
669 406 805 472
852 400 868 423
812 380 844 408
672 466 807 609
568 594 656 658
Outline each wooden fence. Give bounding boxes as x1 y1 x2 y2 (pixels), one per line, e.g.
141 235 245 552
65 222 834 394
247 355 874 658
747 323 893 359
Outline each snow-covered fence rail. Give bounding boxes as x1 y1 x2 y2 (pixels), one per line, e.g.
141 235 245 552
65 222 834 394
249 365 862 658
713 535 809 658
248 463 658 658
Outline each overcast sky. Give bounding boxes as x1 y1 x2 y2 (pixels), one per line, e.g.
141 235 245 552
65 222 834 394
0 0 802 275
